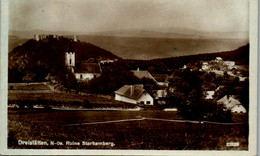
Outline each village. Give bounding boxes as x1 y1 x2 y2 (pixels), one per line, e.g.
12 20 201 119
20 34 248 116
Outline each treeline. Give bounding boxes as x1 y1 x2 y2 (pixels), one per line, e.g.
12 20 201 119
155 44 249 69
124 44 249 73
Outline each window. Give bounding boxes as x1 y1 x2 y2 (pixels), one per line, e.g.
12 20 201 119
140 101 144 104
69 59 72 65
80 74 83 79
146 101 151 104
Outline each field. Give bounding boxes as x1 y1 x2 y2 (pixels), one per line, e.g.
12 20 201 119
9 83 51 90
8 109 248 150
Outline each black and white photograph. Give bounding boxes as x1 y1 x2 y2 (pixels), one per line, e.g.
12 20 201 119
0 0 258 155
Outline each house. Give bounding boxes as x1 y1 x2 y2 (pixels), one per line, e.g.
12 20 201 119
100 59 115 65
211 70 224 76
215 57 223 62
154 89 167 100
114 84 153 105
201 62 210 70
152 74 169 87
132 68 157 82
132 68 168 86
231 104 247 113
239 76 248 82
223 61 235 70
205 91 215 100
217 95 246 113
154 89 167 104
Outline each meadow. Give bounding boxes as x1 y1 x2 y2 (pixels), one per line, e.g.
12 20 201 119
8 109 248 150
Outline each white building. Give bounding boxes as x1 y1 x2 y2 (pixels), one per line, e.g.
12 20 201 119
74 60 101 81
205 91 215 100
223 61 235 70
215 57 223 62
217 95 246 113
114 84 153 105
201 62 209 70
231 104 247 113
100 59 114 64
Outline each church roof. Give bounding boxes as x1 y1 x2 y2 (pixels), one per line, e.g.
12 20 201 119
115 84 145 100
75 62 101 73
67 41 74 52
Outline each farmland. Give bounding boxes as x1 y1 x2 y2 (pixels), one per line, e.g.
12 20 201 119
8 109 248 150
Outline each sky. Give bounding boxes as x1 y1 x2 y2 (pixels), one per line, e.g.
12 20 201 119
9 0 249 33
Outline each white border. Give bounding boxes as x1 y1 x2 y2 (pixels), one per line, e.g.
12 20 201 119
0 0 258 155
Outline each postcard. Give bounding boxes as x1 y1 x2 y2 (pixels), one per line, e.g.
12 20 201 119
0 0 258 155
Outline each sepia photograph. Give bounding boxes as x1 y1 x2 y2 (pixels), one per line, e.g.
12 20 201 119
1 0 258 155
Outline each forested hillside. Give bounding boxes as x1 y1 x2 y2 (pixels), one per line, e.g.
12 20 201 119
9 36 120 82
124 44 249 73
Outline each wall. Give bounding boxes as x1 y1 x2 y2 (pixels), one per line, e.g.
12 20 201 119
137 93 153 105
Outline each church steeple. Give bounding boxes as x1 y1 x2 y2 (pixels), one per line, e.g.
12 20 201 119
65 41 75 72
68 41 73 52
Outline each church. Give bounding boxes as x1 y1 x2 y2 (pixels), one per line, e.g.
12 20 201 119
65 41 102 81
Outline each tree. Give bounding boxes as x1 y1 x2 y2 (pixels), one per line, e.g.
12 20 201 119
22 71 35 84
168 69 207 120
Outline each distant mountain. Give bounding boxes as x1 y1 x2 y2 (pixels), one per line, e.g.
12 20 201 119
8 35 29 52
89 27 249 39
76 35 248 59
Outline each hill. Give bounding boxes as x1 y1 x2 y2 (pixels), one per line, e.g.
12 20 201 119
124 44 249 73
8 36 120 82
155 43 249 69
89 27 248 39
75 35 248 59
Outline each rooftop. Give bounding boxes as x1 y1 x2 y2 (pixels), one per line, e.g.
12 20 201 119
115 84 145 100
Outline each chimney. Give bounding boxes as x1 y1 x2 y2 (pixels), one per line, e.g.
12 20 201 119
130 85 134 96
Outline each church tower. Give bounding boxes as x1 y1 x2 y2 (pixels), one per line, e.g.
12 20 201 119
65 41 75 73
